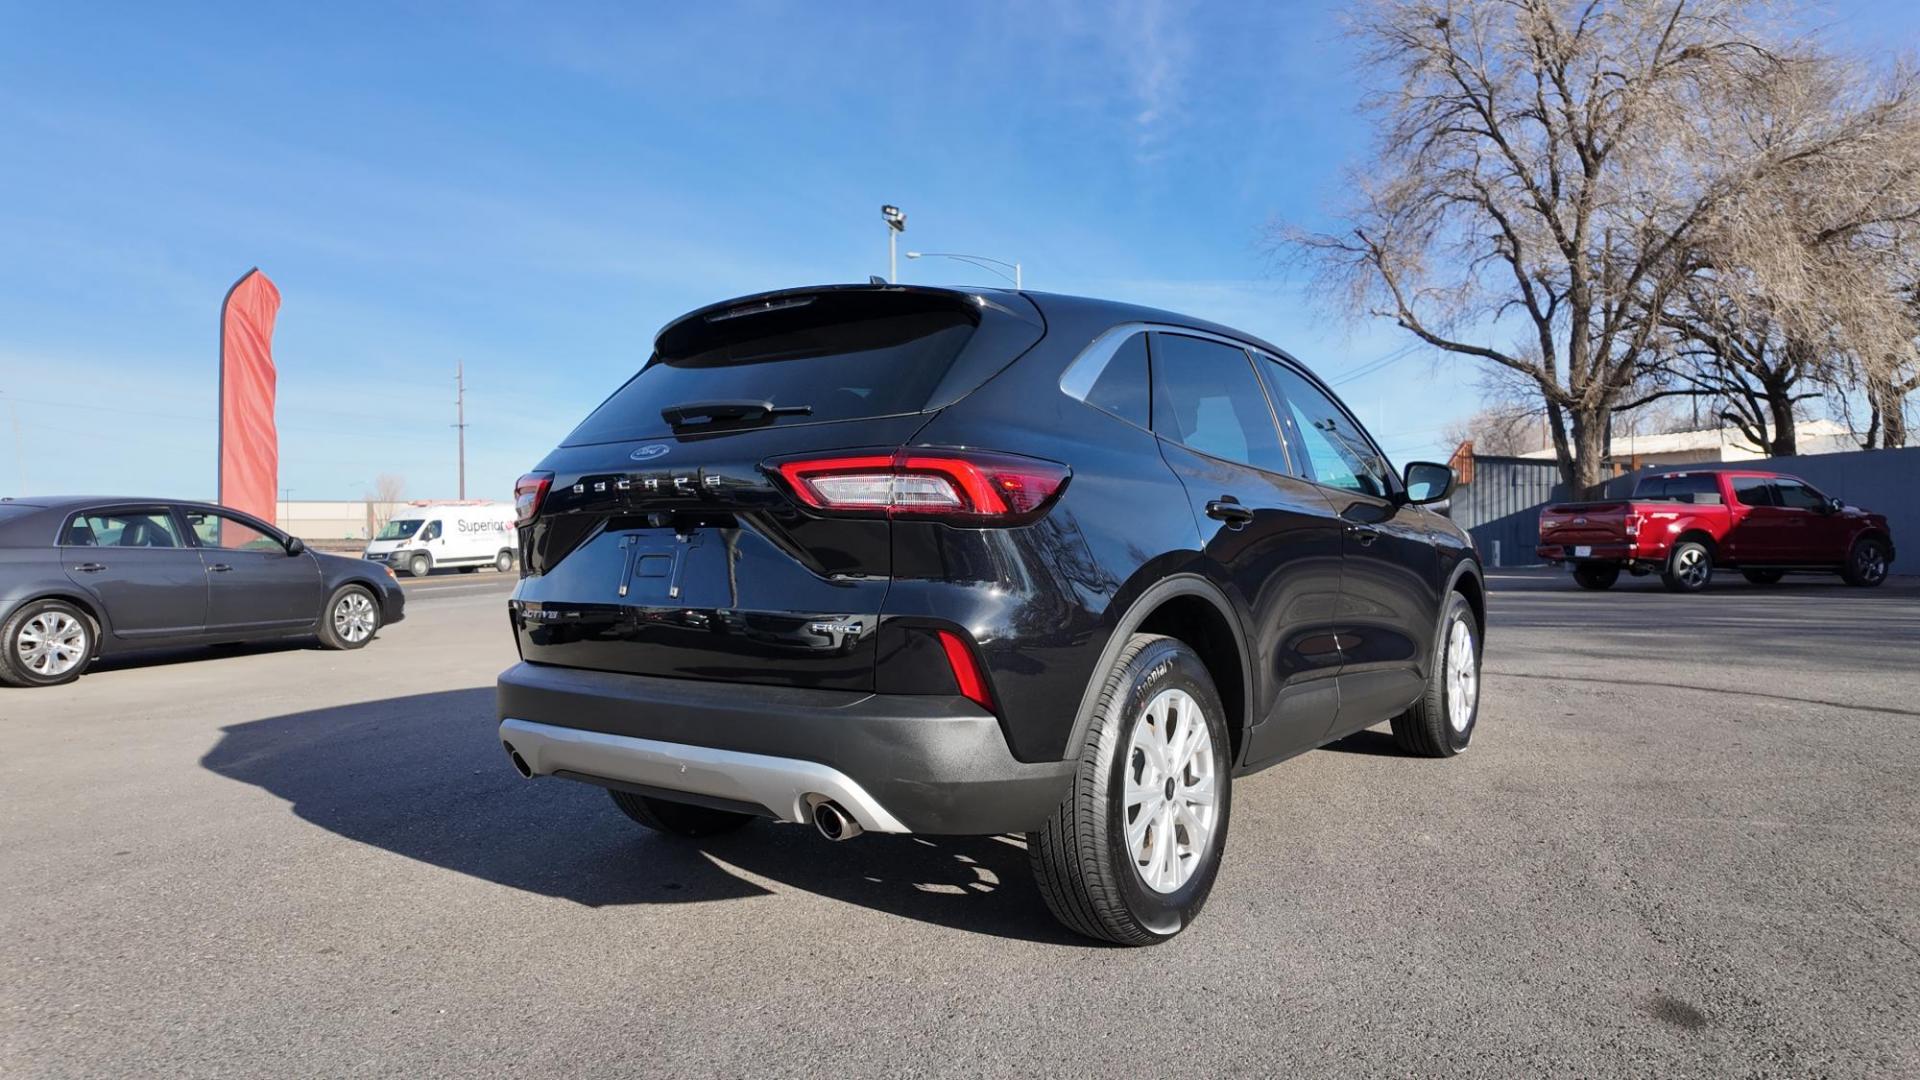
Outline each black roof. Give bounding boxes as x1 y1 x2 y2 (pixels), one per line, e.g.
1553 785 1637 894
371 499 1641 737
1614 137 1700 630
654 283 1298 362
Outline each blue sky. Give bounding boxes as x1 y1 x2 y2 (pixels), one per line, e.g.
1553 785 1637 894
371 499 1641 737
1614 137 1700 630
2 2 1914 503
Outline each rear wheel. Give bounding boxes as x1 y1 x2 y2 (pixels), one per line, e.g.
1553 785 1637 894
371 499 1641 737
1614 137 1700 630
1741 569 1785 585
1661 541 1713 593
1029 633 1232 946
407 553 431 578
608 789 754 837
1390 592 1481 757
1842 536 1890 587
0 599 94 688
1572 562 1620 590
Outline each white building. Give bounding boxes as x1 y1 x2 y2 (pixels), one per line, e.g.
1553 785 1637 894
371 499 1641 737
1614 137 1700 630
1517 419 1859 468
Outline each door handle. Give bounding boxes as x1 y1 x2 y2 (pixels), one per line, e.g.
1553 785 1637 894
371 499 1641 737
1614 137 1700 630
1205 499 1255 527
73 562 108 573
207 563 233 573
1347 524 1381 547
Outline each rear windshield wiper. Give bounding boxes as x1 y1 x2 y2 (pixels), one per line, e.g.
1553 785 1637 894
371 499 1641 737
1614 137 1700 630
660 399 813 430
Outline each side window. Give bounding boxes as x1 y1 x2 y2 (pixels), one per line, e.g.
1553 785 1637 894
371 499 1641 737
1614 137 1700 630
1081 333 1151 429
1260 361 1393 498
420 520 443 542
64 509 183 548
1773 481 1825 510
182 508 284 552
1148 334 1288 474
1731 477 1775 507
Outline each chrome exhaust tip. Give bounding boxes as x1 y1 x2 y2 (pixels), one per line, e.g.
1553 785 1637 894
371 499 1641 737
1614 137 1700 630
503 741 533 779
810 798 863 841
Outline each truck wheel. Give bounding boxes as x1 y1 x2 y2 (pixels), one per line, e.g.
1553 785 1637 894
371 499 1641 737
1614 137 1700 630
1842 537 1890 587
1741 569 1785 585
318 585 380 650
1572 562 1620 590
1390 591 1481 757
495 549 515 573
0 599 94 688
407 553 431 578
1661 541 1713 593
608 789 754 837
1028 633 1232 946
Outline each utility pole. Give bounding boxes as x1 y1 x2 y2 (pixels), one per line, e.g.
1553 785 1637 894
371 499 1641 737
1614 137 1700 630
453 361 468 500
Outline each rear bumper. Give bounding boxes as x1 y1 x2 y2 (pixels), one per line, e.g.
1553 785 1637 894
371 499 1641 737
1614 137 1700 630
495 661 1075 835
1538 542 1636 563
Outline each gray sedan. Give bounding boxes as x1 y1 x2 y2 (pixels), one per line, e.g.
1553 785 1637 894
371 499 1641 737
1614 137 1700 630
0 496 406 687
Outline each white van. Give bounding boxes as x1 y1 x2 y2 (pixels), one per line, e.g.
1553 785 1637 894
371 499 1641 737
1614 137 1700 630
364 502 518 577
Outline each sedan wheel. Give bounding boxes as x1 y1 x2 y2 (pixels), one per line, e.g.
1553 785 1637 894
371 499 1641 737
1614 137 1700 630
0 600 94 688
319 586 380 651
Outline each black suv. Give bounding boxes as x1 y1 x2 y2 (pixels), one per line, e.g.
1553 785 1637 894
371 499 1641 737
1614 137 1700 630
498 285 1484 944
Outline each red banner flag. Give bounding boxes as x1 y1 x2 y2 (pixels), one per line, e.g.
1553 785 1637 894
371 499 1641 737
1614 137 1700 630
218 268 282 526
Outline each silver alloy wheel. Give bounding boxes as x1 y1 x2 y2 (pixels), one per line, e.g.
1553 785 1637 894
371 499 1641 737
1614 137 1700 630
17 610 87 677
1857 543 1888 584
333 592 376 643
1675 546 1709 587
1123 687 1218 894
1444 616 1478 732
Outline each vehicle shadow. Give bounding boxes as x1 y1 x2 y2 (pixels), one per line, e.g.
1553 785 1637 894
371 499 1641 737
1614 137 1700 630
200 689 1083 945
90 636 325 673
1319 728 1412 757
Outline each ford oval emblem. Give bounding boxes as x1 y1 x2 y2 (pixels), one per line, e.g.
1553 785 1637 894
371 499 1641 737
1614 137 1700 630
630 443 671 461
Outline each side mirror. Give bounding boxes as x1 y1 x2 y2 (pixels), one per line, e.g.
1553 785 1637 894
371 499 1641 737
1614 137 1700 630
1825 496 1844 515
1401 461 1455 505
285 536 306 556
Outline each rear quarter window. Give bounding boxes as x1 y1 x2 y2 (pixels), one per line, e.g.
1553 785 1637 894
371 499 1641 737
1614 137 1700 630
563 293 980 446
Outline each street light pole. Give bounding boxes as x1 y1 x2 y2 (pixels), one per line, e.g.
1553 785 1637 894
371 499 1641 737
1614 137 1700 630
453 361 468 501
904 251 1023 289
881 205 906 283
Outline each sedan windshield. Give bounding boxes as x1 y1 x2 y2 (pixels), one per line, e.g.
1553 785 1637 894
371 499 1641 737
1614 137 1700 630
377 519 424 541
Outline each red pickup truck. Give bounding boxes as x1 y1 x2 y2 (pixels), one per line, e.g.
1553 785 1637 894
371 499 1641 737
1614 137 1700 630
1537 470 1895 592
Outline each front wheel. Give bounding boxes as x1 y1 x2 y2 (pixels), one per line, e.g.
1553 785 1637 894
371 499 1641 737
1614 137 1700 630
1390 591 1481 757
1661 541 1713 593
406 553 431 578
0 599 94 687
1572 562 1620 590
318 585 380 650
495 549 515 573
1842 536 1891 587
1029 633 1232 946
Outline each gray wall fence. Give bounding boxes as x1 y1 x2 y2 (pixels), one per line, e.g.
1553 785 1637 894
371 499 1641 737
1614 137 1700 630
1449 446 1918 568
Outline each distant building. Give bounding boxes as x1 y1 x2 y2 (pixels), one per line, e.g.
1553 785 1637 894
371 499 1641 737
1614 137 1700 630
1515 419 1859 469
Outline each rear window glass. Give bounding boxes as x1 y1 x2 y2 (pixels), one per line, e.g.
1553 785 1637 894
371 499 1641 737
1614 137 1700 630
1634 474 1723 504
563 294 978 446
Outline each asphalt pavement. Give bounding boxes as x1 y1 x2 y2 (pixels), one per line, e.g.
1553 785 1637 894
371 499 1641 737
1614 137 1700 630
4 568 1917 1077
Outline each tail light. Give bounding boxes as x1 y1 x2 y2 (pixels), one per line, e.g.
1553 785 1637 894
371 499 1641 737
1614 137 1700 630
772 449 1070 524
1624 512 1640 538
936 629 996 712
514 472 553 526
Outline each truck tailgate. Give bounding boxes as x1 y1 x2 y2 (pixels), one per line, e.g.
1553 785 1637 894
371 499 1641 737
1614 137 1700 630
1539 502 1630 547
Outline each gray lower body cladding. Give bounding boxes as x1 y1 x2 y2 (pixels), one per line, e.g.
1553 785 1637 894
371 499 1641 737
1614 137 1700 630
496 661 1075 834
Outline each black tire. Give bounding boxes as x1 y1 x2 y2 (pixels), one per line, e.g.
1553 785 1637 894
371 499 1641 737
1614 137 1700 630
495 549 515 573
0 598 95 688
317 585 380 650
1842 536 1891 587
406 553 431 578
1028 633 1232 946
1390 591 1481 757
1661 540 1713 593
1572 562 1620 590
608 789 754 837
1741 569 1785 585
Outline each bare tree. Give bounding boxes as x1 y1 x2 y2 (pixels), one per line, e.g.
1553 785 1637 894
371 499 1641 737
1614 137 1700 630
365 473 406 535
1281 0 1859 493
1663 55 1920 453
